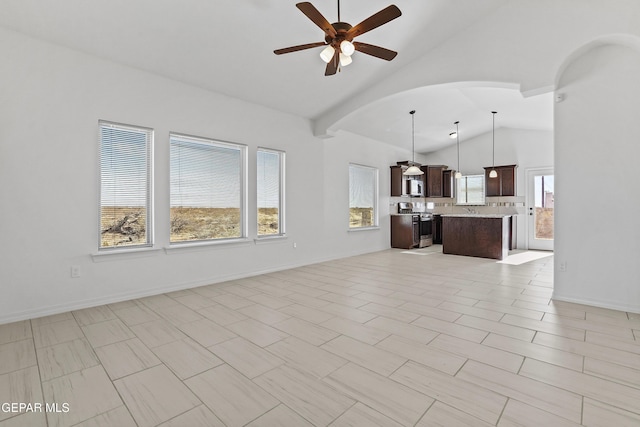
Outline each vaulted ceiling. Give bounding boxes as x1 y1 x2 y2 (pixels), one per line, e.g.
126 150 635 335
0 0 553 153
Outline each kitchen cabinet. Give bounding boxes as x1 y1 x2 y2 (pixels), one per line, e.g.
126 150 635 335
433 214 443 244
421 165 447 197
391 215 420 249
442 170 455 198
392 163 453 198
509 215 516 250
484 165 517 196
390 166 406 197
391 164 424 197
442 214 511 260
435 213 514 251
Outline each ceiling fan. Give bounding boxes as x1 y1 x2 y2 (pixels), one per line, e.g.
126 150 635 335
274 1 402 76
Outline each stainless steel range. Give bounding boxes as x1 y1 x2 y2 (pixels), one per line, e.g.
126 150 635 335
419 213 433 248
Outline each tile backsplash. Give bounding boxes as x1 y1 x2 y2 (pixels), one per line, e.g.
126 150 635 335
389 196 526 215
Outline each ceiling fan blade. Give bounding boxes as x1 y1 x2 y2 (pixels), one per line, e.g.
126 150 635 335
325 51 338 76
353 42 398 61
296 2 337 39
346 5 402 39
274 42 326 55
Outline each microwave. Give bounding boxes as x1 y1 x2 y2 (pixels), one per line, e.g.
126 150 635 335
408 179 423 196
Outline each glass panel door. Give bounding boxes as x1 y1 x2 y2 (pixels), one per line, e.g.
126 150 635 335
527 168 554 250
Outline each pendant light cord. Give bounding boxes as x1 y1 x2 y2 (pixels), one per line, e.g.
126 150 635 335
410 110 416 163
455 121 460 172
492 111 497 167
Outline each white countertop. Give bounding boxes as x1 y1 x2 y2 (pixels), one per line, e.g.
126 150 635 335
440 214 512 218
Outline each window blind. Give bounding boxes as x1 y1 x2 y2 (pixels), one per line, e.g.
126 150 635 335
457 174 485 205
257 149 284 236
99 121 152 249
170 134 243 242
349 164 378 228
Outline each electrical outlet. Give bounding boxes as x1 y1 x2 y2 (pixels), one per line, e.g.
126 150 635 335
293 242 297 248
71 265 81 278
559 262 567 272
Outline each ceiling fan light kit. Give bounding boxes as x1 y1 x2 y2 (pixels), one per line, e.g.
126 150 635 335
340 40 355 56
320 45 335 63
339 53 352 67
274 1 402 76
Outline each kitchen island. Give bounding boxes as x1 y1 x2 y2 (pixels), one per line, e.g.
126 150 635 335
441 214 512 260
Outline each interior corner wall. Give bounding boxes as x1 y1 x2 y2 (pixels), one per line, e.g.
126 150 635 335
0 28 398 323
554 43 640 313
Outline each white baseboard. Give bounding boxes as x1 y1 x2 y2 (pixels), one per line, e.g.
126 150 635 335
552 293 640 315
0 246 385 325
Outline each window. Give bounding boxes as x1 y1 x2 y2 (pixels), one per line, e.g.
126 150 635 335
170 134 245 243
456 174 485 205
257 148 285 237
349 164 378 229
99 121 153 249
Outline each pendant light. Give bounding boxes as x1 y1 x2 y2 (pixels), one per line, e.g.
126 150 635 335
403 110 424 176
489 111 498 178
454 121 462 179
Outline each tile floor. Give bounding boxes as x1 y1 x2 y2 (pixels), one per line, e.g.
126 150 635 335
1 246 640 426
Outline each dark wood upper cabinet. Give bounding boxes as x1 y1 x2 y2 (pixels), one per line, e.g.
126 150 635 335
422 165 447 197
484 165 517 196
500 167 516 196
391 163 454 198
442 169 455 198
485 170 501 196
390 165 406 197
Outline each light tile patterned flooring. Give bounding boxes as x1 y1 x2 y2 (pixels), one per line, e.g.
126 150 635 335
1 246 640 426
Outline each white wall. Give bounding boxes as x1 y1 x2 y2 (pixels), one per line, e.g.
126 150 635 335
0 28 409 323
554 43 640 313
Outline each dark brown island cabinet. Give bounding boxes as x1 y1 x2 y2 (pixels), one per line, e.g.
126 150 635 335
442 215 512 260
434 214 515 249
484 165 517 197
